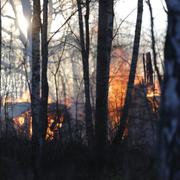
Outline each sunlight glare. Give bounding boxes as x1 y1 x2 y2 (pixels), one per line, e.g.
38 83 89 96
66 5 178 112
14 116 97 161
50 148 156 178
17 14 29 37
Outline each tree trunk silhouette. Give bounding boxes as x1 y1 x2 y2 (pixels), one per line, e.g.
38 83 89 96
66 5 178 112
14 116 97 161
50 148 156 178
77 0 94 148
159 1 180 179
31 0 41 179
95 0 114 153
0 0 2 127
113 0 143 146
146 0 162 88
41 0 49 140
32 0 41 144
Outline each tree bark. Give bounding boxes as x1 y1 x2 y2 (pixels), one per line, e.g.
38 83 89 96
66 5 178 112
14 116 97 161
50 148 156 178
95 0 114 152
159 1 180 179
32 0 41 143
0 0 2 126
77 0 94 148
41 0 49 140
31 0 41 179
113 0 143 146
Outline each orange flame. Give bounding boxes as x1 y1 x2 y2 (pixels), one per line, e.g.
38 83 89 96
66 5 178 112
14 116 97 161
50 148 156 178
46 115 64 141
109 47 148 129
14 111 64 140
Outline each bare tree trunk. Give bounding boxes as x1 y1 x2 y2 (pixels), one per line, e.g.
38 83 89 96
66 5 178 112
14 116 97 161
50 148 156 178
0 0 2 130
77 0 94 148
146 0 162 88
95 0 114 153
159 1 180 179
32 0 41 143
113 0 143 146
31 0 41 179
143 54 147 83
41 0 49 140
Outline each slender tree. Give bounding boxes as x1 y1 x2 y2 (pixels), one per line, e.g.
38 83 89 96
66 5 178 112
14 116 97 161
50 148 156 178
146 0 162 87
159 0 180 179
113 0 143 145
31 1 41 179
0 0 2 124
77 0 94 148
32 0 41 143
41 0 49 140
95 0 114 152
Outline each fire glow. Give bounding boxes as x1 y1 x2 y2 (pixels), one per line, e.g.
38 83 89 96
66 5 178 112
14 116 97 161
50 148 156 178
12 92 68 140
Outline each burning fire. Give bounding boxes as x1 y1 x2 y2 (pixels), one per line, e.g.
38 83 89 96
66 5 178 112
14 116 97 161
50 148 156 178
46 115 64 141
108 47 160 130
14 110 64 140
17 117 25 125
13 110 32 138
146 81 161 97
108 48 143 128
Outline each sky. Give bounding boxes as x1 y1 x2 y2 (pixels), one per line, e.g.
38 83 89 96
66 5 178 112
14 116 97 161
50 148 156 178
2 0 167 40
115 0 167 33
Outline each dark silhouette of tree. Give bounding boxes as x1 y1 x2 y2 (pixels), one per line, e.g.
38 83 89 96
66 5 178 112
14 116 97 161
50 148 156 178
146 0 162 88
32 0 41 143
95 0 114 152
77 0 94 148
0 0 2 123
146 52 154 85
159 1 180 179
41 0 49 140
31 0 41 179
113 0 143 146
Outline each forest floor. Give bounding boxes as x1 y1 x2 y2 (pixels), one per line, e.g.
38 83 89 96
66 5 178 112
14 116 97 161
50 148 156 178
0 137 157 180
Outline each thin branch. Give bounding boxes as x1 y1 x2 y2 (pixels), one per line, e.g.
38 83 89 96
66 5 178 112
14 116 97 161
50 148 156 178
160 0 168 14
1 0 8 10
113 8 136 40
48 9 78 44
